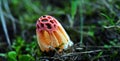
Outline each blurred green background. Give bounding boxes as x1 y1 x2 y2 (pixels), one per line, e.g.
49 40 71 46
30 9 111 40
0 0 120 61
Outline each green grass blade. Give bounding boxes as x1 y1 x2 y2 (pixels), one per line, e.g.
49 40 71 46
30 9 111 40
79 0 84 45
3 0 16 34
0 0 11 49
100 13 115 25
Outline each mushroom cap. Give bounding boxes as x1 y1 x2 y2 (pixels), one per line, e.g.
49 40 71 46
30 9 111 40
36 15 58 33
36 15 73 52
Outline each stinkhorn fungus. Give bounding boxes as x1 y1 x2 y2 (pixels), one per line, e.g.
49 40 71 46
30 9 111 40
36 15 73 52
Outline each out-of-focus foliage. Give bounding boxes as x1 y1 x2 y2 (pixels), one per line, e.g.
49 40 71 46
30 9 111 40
0 36 40 61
